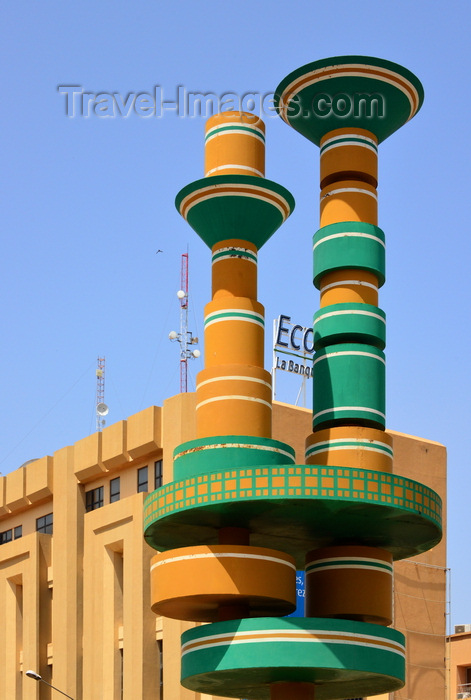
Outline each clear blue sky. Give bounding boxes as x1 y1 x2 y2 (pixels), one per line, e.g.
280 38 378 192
1 0 469 627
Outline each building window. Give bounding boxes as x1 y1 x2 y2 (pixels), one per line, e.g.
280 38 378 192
157 639 163 700
0 529 12 545
155 460 163 489
110 477 120 503
137 466 148 493
86 486 104 512
14 525 22 539
36 513 53 534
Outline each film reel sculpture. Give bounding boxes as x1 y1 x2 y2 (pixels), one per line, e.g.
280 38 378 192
144 56 442 700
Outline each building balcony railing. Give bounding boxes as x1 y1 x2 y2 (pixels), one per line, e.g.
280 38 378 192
457 683 471 698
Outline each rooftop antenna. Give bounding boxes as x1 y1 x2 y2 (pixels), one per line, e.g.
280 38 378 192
169 252 200 392
95 357 109 431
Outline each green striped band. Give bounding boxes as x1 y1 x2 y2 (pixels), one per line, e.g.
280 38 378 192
205 309 264 328
212 246 258 265
173 436 295 480
320 134 378 155
313 343 385 429
313 303 386 350
314 308 385 324
205 123 265 144
313 221 386 288
305 438 393 461
180 617 405 698
143 463 442 562
306 557 393 575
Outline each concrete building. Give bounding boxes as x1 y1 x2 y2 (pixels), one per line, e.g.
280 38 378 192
448 626 471 700
0 395 446 699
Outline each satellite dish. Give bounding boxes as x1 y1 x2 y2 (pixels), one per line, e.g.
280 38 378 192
96 403 109 416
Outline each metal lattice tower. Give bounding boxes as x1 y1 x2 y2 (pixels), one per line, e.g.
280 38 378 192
169 252 200 393
95 357 108 431
179 252 190 392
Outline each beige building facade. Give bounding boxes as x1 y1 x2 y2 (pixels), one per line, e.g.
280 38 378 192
448 627 471 700
0 394 446 700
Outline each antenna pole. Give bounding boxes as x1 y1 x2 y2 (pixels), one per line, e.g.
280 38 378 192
180 252 189 393
96 357 106 431
168 252 200 393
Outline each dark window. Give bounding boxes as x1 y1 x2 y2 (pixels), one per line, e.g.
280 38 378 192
154 460 163 490
137 466 148 493
110 477 120 503
86 486 104 512
0 529 12 545
14 526 22 539
36 513 53 534
157 639 163 700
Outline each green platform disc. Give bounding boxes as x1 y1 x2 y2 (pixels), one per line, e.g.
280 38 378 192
274 55 424 145
143 464 442 566
181 616 405 699
175 175 295 250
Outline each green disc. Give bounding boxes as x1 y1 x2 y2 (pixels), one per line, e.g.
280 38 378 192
181 616 405 699
175 175 295 250
274 56 424 145
143 464 442 566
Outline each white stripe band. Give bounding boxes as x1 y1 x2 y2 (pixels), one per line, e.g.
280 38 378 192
176 443 293 461
205 315 264 329
313 406 386 420
309 555 392 567
279 63 418 121
321 132 377 148
320 279 378 292
321 187 377 200
306 563 393 573
205 164 264 177
197 375 271 390
180 184 289 220
313 350 385 365
321 140 378 154
151 552 296 572
205 309 264 322
182 628 405 656
307 444 392 457
314 309 385 324
205 124 265 142
196 395 273 410
314 231 385 250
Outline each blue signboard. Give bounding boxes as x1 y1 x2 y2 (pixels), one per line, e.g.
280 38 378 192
287 571 305 617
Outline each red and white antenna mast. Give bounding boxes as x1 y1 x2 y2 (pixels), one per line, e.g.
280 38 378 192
169 252 200 392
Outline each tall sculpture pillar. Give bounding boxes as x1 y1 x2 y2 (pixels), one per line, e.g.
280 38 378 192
272 55 442 698
143 57 443 700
